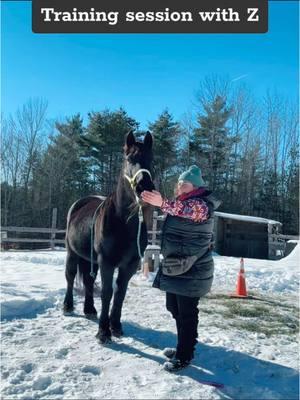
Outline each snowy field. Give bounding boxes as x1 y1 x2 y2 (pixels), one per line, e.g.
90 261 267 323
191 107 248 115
1 244 299 400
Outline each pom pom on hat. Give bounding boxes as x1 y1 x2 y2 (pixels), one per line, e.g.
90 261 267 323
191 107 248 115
178 165 206 187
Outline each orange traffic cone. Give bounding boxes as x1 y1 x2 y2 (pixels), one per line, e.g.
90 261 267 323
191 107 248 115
230 258 248 298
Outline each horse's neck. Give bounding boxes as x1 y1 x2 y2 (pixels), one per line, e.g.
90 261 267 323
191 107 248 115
115 174 152 226
115 177 136 218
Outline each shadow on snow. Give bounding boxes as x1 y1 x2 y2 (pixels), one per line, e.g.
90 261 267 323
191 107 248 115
110 321 299 400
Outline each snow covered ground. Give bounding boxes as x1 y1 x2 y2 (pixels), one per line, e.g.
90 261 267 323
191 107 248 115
1 245 299 399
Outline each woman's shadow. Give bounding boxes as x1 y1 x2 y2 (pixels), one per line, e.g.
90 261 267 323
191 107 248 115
107 321 299 400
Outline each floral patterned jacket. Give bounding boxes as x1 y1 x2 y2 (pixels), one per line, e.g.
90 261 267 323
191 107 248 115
160 187 209 223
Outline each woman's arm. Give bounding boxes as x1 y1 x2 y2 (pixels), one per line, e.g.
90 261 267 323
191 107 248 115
141 191 209 222
161 198 209 222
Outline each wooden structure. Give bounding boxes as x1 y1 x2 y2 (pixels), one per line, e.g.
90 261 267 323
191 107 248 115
143 244 161 273
213 212 284 260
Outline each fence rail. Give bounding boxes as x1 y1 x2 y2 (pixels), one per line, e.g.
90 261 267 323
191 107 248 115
2 226 66 234
1 238 66 244
276 234 299 241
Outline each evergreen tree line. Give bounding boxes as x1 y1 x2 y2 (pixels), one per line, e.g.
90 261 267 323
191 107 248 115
1 76 299 234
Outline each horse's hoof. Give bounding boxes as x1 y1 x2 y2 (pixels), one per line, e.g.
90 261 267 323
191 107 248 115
85 313 98 320
111 327 124 338
96 330 112 344
84 305 97 314
63 305 74 315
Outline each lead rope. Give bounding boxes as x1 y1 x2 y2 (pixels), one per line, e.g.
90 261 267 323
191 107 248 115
124 168 152 260
136 204 144 259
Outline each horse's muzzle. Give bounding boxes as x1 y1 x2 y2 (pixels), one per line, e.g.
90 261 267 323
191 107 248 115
136 180 155 196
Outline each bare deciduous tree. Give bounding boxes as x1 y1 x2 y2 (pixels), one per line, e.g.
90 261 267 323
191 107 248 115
16 98 48 193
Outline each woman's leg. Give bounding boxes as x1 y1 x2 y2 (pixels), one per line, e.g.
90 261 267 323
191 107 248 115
166 292 179 319
165 292 180 351
175 295 200 362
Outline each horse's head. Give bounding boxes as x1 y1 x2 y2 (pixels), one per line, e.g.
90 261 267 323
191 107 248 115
123 130 155 198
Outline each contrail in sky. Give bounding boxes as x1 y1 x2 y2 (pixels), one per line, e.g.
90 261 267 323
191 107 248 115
231 74 248 82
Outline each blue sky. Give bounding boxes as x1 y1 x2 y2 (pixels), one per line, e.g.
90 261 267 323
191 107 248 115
1 1 299 129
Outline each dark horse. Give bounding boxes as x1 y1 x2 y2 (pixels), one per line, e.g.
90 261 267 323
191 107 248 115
63 131 155 343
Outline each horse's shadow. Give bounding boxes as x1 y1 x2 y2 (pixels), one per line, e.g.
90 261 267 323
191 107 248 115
107 321 299 400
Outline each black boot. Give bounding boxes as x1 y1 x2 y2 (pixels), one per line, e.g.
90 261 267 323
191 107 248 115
163 358 190 372
162 348 176 359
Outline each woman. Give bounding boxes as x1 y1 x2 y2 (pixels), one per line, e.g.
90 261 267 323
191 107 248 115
141 165 220 373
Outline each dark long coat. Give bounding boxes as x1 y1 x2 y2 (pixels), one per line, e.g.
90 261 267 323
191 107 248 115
153 191 221 298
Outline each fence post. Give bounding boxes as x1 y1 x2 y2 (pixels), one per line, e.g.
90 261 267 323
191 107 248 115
50 208 57 250
152 210 158 245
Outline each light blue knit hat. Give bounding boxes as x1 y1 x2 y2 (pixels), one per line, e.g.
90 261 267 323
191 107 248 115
178 165 206 187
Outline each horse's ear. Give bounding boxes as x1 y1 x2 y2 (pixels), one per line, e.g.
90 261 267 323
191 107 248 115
144 131 153 149
125 130 136 148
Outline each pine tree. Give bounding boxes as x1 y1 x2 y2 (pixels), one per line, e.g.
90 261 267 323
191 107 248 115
192 96 232 191
283 147 299 234
148 110 180 196
79 108 139 194
33 114 91 227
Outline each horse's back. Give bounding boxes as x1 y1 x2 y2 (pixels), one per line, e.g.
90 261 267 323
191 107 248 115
66 195 106 260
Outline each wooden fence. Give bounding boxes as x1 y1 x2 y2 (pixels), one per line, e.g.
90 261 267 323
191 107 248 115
1 211 298 254
0 211 163 250
1 226 66 250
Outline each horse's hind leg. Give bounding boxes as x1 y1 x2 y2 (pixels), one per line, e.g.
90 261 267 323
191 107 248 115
79 258 98 319
63 246 78 314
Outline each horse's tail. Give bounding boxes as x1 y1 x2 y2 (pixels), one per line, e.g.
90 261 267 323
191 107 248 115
75 261 101 296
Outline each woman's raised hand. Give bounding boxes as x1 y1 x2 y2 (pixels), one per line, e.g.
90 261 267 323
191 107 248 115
141 190 163 207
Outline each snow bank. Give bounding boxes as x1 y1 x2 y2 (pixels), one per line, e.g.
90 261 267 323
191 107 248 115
1 251 65 266
1 297 56 320
1 251 65 321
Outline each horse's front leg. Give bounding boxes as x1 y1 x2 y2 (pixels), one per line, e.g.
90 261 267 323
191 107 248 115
96 256 114 344
109 259 139 337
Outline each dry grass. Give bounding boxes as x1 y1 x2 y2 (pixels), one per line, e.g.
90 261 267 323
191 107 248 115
200 292 299 337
